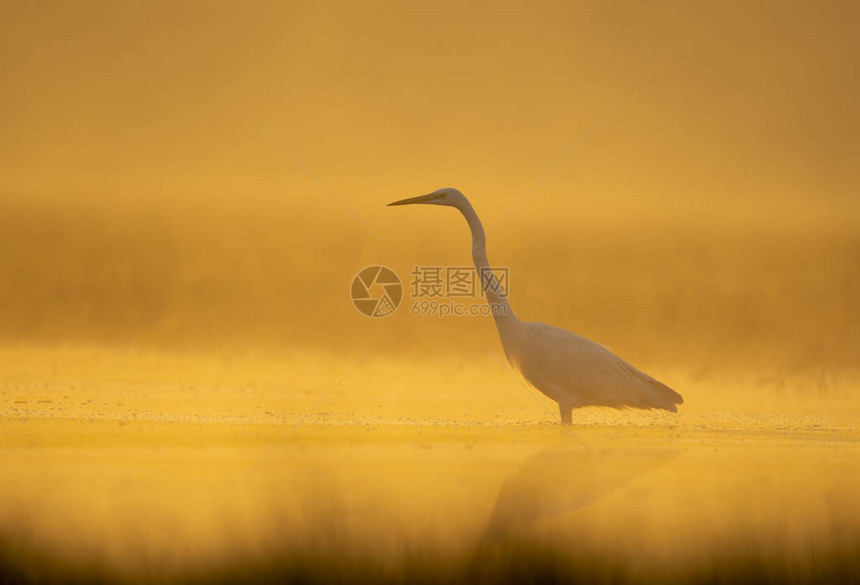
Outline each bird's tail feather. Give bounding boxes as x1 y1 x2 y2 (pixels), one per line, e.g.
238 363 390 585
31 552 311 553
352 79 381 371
646 380 683 411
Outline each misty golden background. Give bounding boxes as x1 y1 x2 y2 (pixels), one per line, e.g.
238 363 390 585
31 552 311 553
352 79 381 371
1 1 858 583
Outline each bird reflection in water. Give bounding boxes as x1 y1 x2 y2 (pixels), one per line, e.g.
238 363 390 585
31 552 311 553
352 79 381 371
471 445 679 581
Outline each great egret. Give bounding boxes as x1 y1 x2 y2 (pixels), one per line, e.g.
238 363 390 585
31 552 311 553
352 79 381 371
388 188 683 423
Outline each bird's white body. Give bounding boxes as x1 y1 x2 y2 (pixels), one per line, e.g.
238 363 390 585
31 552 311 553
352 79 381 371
388 188 683 423
501 322 681 420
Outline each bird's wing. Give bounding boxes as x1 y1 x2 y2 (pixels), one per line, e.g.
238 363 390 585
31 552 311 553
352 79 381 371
515 323 683 410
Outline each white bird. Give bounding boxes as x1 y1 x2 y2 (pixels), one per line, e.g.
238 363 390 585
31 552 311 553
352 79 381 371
388 188 683 423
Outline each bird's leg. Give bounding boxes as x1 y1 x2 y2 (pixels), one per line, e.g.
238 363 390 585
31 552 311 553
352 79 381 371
559 403 572 425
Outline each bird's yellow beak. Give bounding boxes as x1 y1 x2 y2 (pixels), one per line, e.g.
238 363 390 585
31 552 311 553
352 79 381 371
386 193 437 206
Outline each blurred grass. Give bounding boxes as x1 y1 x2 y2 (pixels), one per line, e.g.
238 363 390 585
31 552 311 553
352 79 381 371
1 193 857 375
0 417 857 584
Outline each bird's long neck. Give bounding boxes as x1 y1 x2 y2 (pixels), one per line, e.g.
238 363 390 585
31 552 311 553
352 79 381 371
456 200 519 330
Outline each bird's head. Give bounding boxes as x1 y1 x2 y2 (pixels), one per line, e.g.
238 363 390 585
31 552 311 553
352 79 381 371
387 188 467 209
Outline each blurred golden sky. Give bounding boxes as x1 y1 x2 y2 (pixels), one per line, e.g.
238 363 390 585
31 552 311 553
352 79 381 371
1 1 858 368
3 0 857 200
